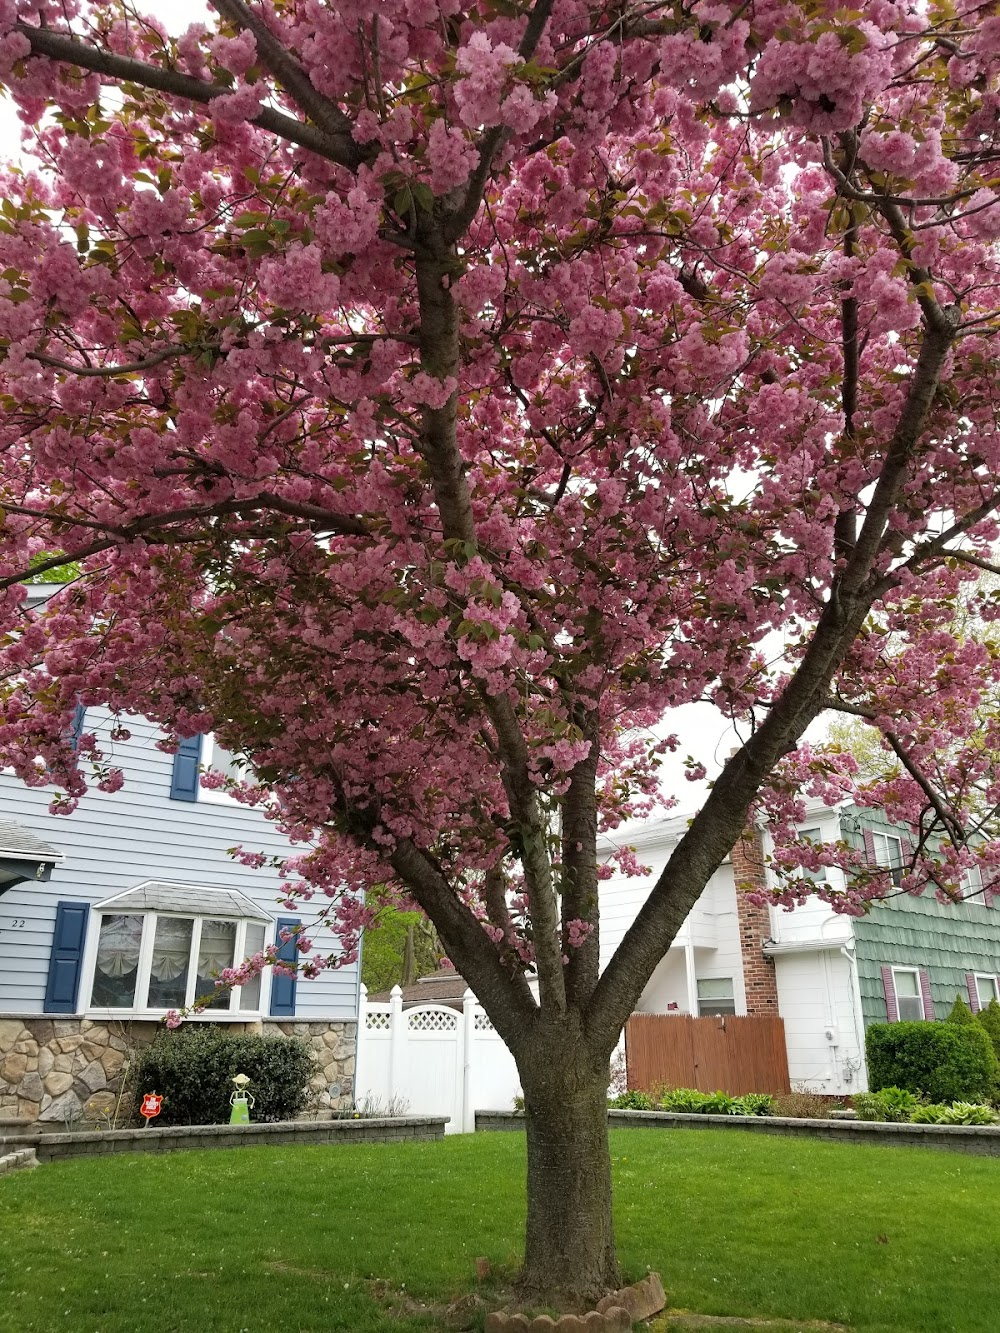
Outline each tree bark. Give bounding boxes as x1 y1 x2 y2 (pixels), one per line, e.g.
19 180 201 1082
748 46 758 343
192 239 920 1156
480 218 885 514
517 1035 618 1308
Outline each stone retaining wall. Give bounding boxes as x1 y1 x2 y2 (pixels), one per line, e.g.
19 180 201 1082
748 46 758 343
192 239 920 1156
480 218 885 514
0 1115 446 1162
475 1108 1000 1155
0 1015 356 1125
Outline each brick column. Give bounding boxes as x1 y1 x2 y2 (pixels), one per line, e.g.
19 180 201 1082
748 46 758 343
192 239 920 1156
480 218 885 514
731 827 780 1016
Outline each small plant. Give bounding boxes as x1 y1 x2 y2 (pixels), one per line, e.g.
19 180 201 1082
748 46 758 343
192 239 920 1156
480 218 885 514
852 1087 919 1122
513 1094 525 1112
732 1093 774 1117
357 1093 411 1118
657 1087 711 1113
910 1101 998 1125
769 1091 833 1119
699 1090 739 1115
609 1090 653 1110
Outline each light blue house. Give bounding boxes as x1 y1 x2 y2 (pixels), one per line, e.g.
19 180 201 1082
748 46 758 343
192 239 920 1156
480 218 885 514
0 705 360 1124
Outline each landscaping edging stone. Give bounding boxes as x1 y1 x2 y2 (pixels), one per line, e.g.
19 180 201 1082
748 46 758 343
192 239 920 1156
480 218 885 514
484 1310 630 1331
0 1146 38 1175
484 1275 665 1332
475 1109 1000 1156
0 1115 447 1162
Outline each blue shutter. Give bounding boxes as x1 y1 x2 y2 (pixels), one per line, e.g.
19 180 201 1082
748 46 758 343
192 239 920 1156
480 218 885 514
43 901 89 1013
68 703 86 752
269 917 300 1017
170 734 203 801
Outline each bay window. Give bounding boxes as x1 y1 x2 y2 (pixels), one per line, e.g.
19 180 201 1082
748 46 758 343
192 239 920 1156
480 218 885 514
85 883 271 1016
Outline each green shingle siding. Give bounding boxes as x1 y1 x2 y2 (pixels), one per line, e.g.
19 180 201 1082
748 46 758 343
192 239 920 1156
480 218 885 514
840 807 1000 1027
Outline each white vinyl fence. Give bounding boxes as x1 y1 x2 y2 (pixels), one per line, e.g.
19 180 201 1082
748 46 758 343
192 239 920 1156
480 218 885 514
355 984 521 1132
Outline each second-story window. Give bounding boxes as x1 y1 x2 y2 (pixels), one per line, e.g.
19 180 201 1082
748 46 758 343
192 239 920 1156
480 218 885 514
872 831 904 887
797 827 826 882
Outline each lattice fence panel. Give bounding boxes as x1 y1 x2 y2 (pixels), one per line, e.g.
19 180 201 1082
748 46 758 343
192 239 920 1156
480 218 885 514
407 1009 458 1032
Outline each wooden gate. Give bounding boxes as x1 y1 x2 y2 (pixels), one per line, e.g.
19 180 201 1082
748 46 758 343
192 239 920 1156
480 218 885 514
625 1014 790 1095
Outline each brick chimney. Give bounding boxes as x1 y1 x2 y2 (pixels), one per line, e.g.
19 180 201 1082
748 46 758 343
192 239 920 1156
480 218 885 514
731 826 780 1016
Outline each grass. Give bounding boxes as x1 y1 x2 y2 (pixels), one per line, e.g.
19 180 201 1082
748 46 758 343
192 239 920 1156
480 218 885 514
0 1128 997 1333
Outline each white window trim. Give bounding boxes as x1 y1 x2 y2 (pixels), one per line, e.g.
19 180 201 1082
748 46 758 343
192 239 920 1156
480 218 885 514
975 973 999 1009
891 965 925 1021
81 909 274 1020
198 734 244 806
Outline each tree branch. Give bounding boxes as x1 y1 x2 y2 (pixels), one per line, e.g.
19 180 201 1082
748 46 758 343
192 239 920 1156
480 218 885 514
387 835 536 1048
0 493 370 590
208 0 359 146
15 22 366 170
444 0 555 242
585 299 960 1050
26 346 189 378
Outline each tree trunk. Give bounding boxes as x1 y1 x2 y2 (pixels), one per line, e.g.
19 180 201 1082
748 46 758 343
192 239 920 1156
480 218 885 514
518 1046 619 1309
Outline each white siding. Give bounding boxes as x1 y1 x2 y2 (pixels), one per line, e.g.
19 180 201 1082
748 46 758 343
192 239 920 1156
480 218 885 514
773 949 867 1095
0 710 359 1019
598 820 746 1014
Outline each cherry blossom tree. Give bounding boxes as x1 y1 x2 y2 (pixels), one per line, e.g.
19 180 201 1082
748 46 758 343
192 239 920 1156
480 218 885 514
1 0 999 1307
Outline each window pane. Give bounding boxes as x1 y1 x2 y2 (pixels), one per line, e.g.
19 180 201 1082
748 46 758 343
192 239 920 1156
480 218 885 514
977 976 998 1007
894 969 920 998
196 919 237 1010
92 914 143 1008
209 742 243 784
698 997 737 1016
148 917 193 1008
897 996 923 1021
798 828 826 882
697 978 734 1000
238 923 267 1011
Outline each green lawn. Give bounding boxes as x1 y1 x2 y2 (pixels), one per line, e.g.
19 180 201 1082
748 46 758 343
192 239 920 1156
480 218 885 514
0 1128 996 1333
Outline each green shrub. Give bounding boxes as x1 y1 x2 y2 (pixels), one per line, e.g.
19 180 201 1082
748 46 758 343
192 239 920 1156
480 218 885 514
976 997 1000 1063
657 1087 711 1113
910 1101 998 1125
732 1093 774 1117
946 994 978 1025
608 1090 653 1110
852 1086 919 1122
134 1027 314 1126
866 1021 999 1104
649 1088 773 1116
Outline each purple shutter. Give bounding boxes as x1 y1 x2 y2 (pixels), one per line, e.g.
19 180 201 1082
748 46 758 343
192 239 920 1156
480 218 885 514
900 835 914 871
967 972 981 1014
918 968 934 1020
881 965 899 1021
863 828 877 865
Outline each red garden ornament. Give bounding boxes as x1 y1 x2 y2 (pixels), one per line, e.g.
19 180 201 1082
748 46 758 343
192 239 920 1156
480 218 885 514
140 1092 163 1126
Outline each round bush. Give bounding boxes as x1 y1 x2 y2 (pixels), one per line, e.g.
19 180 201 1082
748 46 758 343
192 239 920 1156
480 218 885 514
134 1026 314 1126
866 1021 999 1104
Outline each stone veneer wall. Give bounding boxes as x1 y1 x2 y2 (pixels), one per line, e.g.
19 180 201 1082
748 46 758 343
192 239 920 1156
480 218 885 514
0 1016 356 1125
